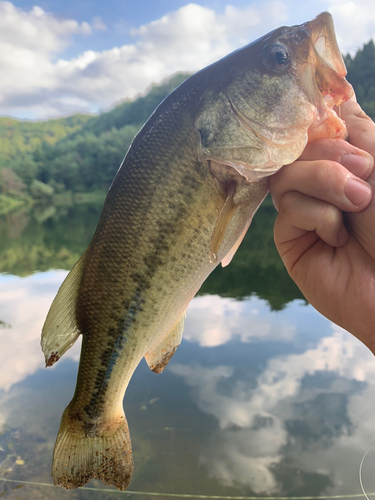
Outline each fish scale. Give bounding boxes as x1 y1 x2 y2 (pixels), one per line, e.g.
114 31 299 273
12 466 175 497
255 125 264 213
41 12 353 491
67 88 222 431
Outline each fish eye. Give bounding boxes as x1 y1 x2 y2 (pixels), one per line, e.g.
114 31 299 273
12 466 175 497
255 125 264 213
261 43 291 73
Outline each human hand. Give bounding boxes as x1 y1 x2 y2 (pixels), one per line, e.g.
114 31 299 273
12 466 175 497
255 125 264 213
269 99 375 352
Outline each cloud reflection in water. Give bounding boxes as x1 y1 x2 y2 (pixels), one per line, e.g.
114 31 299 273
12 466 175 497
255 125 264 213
1 272 375 496
171 309 375 495
0 271 78 392
184 295 297 347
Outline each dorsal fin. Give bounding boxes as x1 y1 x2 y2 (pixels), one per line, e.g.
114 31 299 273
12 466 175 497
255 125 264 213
144 311 186 373
41 253 86 367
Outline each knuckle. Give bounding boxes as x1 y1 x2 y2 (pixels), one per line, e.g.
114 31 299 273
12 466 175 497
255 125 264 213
313 160 339 184
326 139 352 160
304 138 348 160
320 203 341 228
316 203 343 245
279 191 298 215
319 138 338 154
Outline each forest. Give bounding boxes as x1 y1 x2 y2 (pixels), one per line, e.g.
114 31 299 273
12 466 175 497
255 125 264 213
0 40 374 212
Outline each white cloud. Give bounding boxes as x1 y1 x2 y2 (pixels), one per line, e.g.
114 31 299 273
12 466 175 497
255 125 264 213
0 1 288 118
0 2 92 54
92 16 107 32
0 1 106 117
326 0 375 54
221 2 288 44
0 1 374 118
2 0 375 119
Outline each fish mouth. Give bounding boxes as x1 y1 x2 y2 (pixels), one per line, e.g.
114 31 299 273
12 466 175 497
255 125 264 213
298 12 354 141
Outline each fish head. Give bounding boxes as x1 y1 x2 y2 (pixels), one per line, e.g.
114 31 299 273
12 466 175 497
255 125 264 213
293 12 354 141
196 12 353 181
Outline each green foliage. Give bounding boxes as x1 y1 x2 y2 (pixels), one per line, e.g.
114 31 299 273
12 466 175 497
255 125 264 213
0 193 32 214
0 168 25 195
38 125 139 192
29 179 54 200
345 39 375 119
32 73 190 194
0 73 190 201
0 204 103 276
0 114 90 170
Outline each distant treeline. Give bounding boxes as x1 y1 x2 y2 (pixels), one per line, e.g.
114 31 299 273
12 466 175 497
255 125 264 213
0 40 374 210
345 40 375 119
0 73 190 211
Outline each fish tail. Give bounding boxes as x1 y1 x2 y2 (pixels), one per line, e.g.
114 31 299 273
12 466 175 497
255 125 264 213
52 407 133 490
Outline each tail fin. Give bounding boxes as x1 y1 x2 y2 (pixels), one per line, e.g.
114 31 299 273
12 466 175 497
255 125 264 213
52 408 133 490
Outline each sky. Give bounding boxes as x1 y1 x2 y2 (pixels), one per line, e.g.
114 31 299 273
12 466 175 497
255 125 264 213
0 0 374 120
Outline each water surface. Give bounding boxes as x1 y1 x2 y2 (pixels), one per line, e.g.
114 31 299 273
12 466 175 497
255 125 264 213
0 202 374 500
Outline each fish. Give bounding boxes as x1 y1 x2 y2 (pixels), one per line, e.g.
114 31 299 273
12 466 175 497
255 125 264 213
41 12 353 491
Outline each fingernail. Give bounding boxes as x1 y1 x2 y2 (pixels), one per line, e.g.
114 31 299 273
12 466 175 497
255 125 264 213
341 153 373 177
345 178 372 206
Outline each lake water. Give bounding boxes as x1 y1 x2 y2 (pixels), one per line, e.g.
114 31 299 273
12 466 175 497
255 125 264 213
0 200 374 500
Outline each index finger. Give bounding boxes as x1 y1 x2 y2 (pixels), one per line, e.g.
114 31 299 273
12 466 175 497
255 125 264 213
341 99 375 159
298 138 374 180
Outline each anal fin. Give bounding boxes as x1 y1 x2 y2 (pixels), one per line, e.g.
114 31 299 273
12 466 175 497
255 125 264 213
145 311 186 373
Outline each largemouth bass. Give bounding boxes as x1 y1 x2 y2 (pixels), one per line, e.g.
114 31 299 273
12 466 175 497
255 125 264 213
41 12 353 490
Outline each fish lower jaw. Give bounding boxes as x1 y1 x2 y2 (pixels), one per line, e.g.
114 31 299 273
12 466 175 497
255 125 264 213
307 104 348 142
227 133 309 181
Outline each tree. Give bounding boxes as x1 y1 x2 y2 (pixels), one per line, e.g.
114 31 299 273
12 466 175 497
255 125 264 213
0 168 25 195
345 39 375 119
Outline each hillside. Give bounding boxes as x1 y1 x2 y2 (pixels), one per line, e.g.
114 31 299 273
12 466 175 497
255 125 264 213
0 73 190 210
0 114 90 168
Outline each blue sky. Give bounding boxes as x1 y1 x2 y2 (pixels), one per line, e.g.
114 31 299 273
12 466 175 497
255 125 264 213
0 0 373 119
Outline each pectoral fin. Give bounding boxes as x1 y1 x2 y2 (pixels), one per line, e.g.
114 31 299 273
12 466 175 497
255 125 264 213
210 183 238 263
145 311 186 373
41 252 86 367
221 217 252 267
